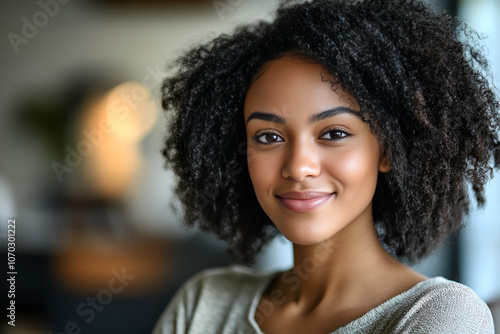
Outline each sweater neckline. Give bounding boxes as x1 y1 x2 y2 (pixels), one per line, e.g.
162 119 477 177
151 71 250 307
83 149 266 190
246 272 446 334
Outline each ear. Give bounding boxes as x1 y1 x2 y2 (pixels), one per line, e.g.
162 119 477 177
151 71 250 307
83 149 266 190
378 154 391 173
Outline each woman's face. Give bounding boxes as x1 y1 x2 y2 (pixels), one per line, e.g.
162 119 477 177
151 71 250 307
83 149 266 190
244 56 390 246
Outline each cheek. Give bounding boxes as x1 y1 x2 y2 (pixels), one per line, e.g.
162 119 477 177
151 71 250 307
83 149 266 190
247 153 276 196
326 145 380 191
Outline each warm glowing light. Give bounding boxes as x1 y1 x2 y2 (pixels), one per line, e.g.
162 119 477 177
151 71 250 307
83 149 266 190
104 81 158 143
79 81 158 199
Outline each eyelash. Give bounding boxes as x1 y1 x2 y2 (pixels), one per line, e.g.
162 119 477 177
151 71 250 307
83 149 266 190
319 128 350 141
252 128 350 145
252 131 283 144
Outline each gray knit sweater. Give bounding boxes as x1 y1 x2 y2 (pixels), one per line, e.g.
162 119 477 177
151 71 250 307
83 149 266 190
152 266 494 333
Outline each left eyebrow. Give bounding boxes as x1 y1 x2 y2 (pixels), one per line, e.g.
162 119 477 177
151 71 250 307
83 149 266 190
246 112 286 124
309 107 359 123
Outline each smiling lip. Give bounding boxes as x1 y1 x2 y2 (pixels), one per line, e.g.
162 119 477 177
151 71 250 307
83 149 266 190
276 191 335 213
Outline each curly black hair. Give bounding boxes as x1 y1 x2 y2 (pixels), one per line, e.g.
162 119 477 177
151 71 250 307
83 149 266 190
161 0 500 264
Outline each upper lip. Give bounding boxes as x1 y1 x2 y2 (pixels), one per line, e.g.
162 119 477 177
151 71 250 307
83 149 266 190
276 191 335 200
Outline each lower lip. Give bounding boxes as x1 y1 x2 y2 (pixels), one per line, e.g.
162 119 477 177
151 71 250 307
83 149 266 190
278 193 335 213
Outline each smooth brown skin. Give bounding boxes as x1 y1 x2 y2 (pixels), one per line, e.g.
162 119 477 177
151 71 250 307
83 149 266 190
244 56 426 334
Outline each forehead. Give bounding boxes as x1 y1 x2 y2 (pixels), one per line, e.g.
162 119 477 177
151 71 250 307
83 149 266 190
244 56 358 118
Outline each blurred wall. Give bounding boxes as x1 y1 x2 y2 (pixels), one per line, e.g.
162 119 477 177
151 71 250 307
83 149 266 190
0 1 283 333
0 0 282 250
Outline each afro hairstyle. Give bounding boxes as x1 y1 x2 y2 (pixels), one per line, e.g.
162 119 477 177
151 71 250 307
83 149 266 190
161 0 500 264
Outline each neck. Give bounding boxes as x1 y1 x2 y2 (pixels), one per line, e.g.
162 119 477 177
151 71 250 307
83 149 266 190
284 210 401 311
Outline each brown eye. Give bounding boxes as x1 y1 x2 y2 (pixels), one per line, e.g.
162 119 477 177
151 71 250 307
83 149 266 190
254 132 284 144
319 129 349 141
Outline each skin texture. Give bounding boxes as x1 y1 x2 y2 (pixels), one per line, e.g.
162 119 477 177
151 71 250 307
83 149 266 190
244 56 425 333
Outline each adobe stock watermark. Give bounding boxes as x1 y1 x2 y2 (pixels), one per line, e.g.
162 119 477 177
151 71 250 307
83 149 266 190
50 82 150 182
50 63 167 183
213 0 244 21
7 0 71 55
49 267 135 334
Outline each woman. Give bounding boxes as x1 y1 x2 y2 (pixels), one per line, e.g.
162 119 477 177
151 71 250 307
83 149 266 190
153 0 499 332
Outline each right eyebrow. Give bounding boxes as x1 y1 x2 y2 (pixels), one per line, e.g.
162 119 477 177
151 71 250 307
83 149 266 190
246 112 286 125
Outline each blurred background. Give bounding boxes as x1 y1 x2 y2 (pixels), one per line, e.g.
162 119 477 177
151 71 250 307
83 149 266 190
0 0 498 333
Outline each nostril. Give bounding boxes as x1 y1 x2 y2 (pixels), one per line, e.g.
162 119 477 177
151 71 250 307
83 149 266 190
280 143 321 181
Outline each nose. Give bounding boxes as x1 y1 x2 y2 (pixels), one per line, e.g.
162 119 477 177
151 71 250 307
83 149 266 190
281 139 321 182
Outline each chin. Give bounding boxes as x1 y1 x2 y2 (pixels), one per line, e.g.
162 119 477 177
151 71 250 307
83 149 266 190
276 222 341 246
